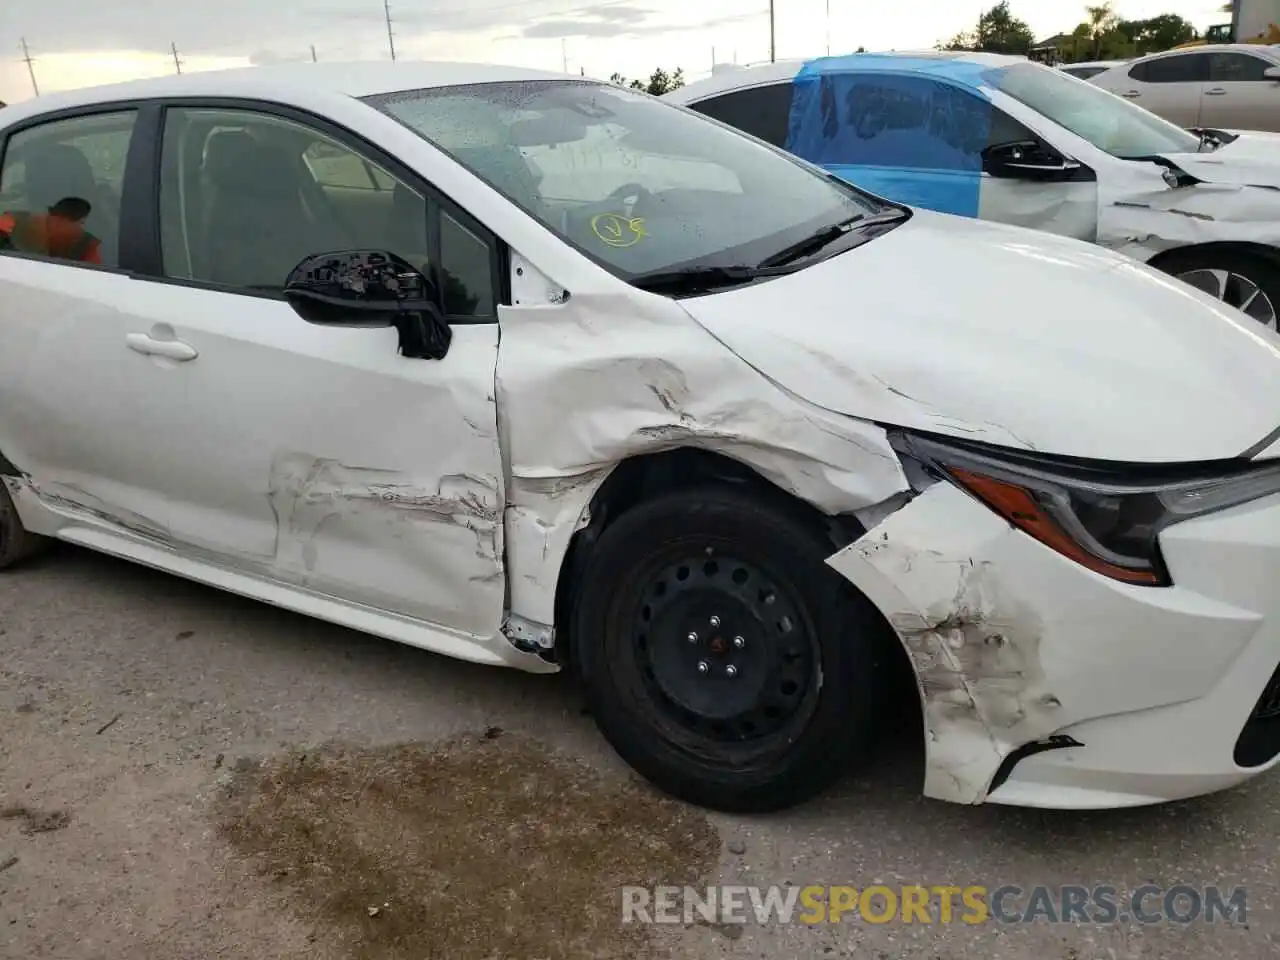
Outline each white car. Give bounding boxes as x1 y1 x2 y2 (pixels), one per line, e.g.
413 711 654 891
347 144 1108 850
1091 43 1280 132
665 53 1280 329
3 63 1280 814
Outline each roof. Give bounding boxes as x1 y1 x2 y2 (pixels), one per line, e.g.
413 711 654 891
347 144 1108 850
1134 42 1280 62
665 51 1025 104
0 60 584 124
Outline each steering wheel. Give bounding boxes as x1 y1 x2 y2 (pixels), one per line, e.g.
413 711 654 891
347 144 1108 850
603 182 653 216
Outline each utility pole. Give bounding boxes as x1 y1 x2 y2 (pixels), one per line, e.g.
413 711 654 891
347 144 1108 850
20 38 39 95
383 0 396 61
769 0 776 61
825 0 831 55
310 44 317 62
561 39 568 72
171 41 183 74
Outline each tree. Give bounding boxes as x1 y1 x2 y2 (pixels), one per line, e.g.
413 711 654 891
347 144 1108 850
1084 3 1120 57
610 67 684 95
941 2 1035 55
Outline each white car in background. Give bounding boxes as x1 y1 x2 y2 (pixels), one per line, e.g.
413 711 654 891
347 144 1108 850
4 63 1280 815
666 52 1280 329
1090 43 1280 131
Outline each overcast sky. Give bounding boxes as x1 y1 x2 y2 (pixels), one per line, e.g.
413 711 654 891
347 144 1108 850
0 0 1227 104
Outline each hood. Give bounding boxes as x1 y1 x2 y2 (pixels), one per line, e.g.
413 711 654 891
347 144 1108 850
1156 132 1280 188
679 210 1280 463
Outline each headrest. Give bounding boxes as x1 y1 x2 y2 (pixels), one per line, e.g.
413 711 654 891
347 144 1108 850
25 144 97 210
203 130 298 197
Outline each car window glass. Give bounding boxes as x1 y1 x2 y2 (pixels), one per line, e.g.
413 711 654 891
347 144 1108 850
0 110 137 268
366 80 881 281
1210 53 1271 82
987 61 1201 158
1062 65 1106 80
158 107 495 317
1135 54 1208 84
517 120 743 207
690 83 795 147
440 211 494 316
791 72 995 171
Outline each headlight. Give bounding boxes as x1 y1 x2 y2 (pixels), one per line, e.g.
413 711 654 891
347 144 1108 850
891 431 1280 587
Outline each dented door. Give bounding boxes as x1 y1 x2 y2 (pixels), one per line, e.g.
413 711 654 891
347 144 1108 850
114 282 507 640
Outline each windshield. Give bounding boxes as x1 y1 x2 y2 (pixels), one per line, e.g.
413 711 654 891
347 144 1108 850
364 80 885 281
984 62 1201 159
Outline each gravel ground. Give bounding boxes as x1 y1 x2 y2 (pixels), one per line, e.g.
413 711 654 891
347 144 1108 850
1 543 1278 959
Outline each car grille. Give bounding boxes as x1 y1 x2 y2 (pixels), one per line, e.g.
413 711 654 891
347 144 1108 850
1234 663 1280 767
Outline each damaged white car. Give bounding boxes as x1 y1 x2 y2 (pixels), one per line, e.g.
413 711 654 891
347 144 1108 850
3 63 1280 814
666 52 1280 329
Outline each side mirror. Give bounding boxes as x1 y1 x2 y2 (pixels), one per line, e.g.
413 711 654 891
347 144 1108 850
982 140 1084 181
1264 66 1280 81
284 250 451 360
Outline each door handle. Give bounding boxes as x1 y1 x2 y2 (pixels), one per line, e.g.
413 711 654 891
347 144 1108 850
126 333 198 361
1205 88 1227 96
1121 90 1141 98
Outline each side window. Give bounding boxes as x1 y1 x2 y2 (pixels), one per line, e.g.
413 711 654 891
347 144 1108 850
0 110 137 268
157 106 497 318
1209 53 1271 83
790 72 1002 171
691 83 795 147
440 211 494 316
1134 54 1209 84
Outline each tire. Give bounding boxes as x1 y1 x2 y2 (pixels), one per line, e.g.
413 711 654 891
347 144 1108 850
0 480 47 569
1156 249 1280 332
571 486 895 813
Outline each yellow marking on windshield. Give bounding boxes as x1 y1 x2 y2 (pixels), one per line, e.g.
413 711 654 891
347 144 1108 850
591 213 647 248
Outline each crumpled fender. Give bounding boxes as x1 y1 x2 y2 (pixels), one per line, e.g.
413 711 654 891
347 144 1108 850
1099 151 1280 262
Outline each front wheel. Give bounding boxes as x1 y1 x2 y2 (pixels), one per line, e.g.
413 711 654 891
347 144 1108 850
0 481 47 569
571 487 893 813
1158 250 1280 331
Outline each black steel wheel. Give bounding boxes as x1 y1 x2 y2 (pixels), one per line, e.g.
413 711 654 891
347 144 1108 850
572 486 894 813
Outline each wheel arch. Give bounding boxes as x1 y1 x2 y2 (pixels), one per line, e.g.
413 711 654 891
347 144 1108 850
1146 240 1280 273
548 446 905 676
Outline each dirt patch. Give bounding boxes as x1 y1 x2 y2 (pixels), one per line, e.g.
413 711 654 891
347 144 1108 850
0 804 71 834
213 733 721 960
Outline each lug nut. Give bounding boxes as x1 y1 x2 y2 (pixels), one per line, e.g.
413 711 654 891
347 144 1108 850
687 632 698 643
733 636 745 649
709 615 721 628
697 660 710 674
725 665 738 678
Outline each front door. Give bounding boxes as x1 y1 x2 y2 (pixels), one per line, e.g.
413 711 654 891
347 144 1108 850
122 103 507 639
1201 51 1280 132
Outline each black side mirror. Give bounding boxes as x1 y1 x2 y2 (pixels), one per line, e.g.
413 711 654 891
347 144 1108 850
1264 66 1280 82
283 250 452 360
982 140 1086 182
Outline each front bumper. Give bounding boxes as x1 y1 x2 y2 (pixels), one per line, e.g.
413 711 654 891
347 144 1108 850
827 481 1280 808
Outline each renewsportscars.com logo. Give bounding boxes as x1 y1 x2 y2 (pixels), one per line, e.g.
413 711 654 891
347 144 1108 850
621 884 1248 926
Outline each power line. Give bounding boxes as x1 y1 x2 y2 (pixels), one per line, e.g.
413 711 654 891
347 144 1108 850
769 0 776 61
171 41 184 74
383 0 397 61
20 37 38 96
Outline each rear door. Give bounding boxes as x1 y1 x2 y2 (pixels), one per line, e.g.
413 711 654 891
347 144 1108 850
1109 53 1208 127
1201 51 1280 132
0 105 170 534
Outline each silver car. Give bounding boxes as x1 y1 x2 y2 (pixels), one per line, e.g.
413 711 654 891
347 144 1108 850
1091 43 1280 132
